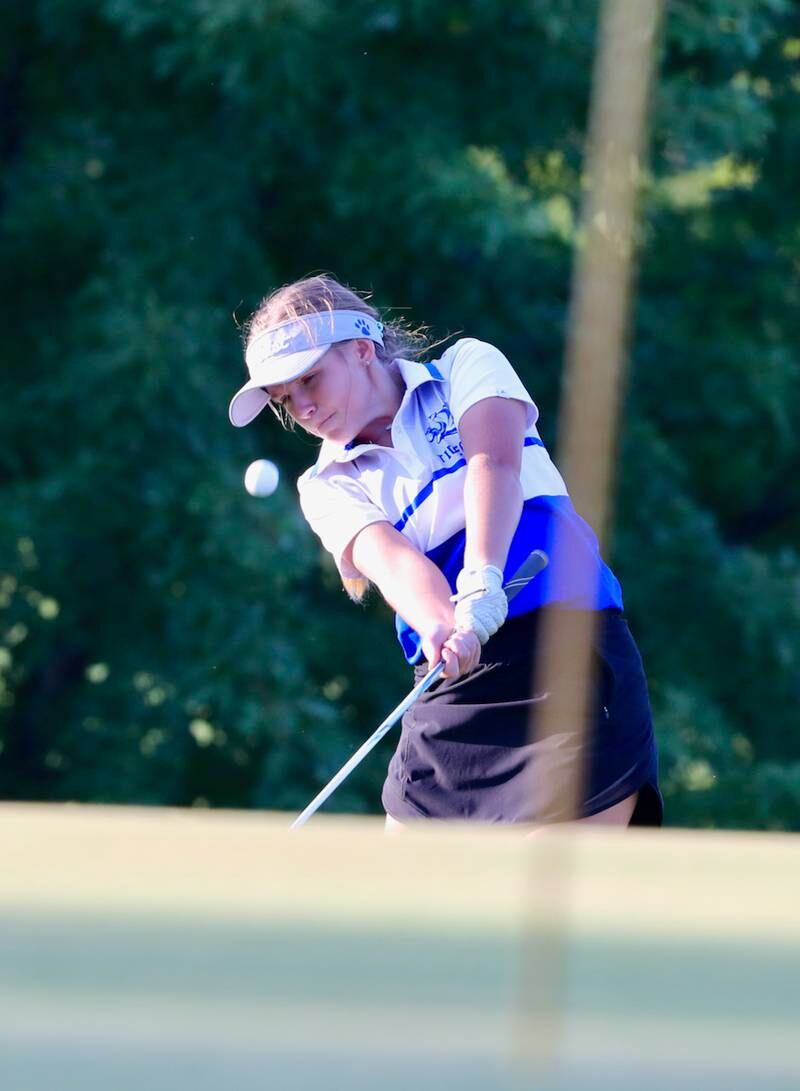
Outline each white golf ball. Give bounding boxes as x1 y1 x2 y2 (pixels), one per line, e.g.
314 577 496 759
244 459 280 497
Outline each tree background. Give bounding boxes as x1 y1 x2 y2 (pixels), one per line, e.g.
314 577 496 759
1 0 798 828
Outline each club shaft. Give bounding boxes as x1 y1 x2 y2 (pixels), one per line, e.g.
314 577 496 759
290 662 445 829
290 549 548 828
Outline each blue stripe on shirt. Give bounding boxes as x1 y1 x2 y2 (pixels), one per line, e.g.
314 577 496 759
394 459 466 533
393 436 544 534
395 493 623 663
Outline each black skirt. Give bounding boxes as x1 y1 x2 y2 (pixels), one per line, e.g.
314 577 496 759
381 608 662 825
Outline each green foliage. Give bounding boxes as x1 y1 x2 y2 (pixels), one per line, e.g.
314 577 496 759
1 0 798 828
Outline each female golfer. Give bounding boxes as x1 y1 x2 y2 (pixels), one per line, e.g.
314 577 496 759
229 275 661 828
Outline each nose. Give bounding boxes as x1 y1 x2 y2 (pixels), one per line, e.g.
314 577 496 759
292 389 316 421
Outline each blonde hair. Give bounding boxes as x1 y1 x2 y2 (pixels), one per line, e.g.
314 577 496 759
245 274 429 603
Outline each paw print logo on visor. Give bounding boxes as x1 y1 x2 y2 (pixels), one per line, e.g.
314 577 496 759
354 317 371 335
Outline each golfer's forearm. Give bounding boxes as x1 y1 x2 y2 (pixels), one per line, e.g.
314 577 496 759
379 557 456 636
350 524 454 635
462 455 523 572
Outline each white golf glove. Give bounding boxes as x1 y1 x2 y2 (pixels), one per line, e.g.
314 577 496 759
450 564 508 645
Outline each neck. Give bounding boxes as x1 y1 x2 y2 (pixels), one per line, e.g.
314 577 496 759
353 362 404 446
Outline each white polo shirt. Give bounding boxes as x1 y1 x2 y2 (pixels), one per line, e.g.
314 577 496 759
298 338 622 661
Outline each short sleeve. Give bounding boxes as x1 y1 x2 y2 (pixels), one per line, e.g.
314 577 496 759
298 468 389 579
446 339 538 429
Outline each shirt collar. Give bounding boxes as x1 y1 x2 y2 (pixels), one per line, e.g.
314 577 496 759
310 357 446 474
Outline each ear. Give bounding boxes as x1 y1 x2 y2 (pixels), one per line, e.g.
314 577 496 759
353 338 377 366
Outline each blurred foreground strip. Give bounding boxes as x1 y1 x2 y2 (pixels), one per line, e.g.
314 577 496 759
0 803 798 1091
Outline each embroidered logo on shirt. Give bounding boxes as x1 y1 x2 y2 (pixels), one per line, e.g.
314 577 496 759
425 405 463 464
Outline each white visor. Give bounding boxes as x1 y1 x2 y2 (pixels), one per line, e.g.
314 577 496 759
229 309 385 427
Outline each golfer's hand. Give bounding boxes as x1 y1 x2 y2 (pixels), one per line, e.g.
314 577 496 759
422 626 482 680
450 564 508 644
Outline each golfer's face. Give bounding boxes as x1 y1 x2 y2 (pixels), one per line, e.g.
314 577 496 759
267 342 370 442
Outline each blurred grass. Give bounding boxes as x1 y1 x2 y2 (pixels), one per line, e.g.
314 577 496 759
0 803 798 1090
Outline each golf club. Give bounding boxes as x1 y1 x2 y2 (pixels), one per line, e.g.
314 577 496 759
291 549 549 829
